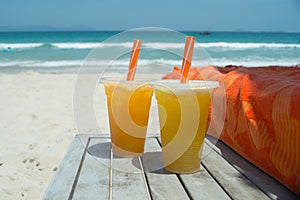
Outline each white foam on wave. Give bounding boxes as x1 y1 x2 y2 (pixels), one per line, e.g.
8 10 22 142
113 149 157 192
1 42 299 50
0 60 83 67
143 43 184 49
51 42 134 49
1 58 299 68
0 59 181 68
53 42 300 50
0 43 43 50
83 59 182 66
51 42 183 49
198 42 300 49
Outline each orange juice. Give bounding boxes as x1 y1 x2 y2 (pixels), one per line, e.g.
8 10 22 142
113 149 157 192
154 80 217 173
104 81 153 157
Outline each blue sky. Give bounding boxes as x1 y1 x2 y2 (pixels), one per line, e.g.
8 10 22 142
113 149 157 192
1 0 300 32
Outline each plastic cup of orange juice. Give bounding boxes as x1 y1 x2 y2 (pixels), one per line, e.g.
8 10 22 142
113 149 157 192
152 80 218 173
103 78 154 157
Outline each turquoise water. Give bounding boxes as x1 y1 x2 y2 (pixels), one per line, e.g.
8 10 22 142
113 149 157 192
0 30 300 73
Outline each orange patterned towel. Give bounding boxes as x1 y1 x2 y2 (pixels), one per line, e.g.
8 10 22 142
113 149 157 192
163 65 300 195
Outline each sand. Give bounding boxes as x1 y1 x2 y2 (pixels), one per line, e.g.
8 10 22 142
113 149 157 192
0 72 100 199
0 71 160 199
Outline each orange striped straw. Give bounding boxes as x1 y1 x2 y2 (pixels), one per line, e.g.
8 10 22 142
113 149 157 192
180 36 195 83
127 40 142 81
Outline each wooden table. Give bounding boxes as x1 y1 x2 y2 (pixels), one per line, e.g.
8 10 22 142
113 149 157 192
43 134 298 200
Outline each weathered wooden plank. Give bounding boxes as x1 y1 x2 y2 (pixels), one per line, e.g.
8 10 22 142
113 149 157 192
42 134 90 200
72 137 111 200
111 147 150 199
179 152 232 199
141 137 189 200
202 138 270 200
205 136 299 200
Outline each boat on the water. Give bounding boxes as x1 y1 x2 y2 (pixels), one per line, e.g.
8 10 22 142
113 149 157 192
198 31 211 36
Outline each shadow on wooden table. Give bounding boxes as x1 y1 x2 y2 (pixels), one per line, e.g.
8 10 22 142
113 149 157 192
87 142 171 174
87 142 111 159
132 152 173 174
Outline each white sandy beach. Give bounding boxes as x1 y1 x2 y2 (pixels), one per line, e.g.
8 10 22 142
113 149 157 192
0 72 104 199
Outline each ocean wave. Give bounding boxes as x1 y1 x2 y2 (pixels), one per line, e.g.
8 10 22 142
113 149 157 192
1 42 300 51
51 42 134 49
0 43 44 50
0 59 183 68
49 42 300 50
0 60 84 67
1 58 299 68
198 42 300 49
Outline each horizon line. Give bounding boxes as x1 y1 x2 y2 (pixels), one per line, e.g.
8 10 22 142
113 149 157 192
0 29 299 34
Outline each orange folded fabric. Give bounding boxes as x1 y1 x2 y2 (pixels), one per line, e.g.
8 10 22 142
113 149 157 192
163 65 300 195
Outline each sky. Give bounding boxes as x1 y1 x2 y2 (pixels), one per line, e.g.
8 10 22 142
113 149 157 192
0 0 300 32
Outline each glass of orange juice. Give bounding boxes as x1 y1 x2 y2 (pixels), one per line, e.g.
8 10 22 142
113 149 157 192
103 78 154 157
152 80 218 173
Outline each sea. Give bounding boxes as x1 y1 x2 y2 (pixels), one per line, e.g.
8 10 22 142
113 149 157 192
0 30 300 74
